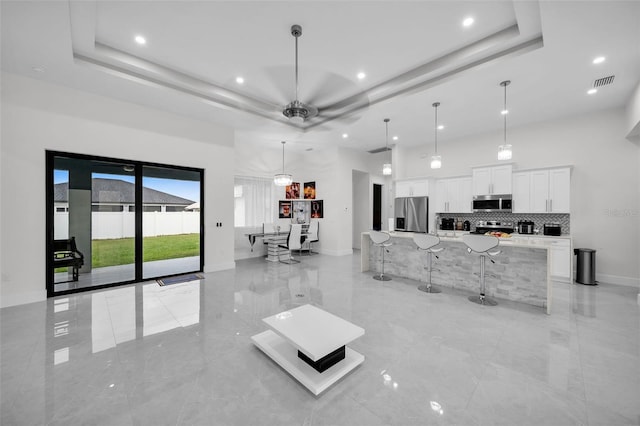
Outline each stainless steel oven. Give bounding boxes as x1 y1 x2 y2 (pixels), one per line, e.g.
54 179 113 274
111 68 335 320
472 194 512 213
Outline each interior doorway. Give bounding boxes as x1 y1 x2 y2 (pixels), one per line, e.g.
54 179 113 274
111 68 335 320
373 184 382 231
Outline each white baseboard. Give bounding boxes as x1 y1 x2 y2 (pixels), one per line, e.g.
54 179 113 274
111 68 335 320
596 273 639 288
204 261 236 273
0 289 47 309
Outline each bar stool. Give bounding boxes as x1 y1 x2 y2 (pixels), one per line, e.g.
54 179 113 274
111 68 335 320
369 231 392 281
413 234 443 293
462 234 500 306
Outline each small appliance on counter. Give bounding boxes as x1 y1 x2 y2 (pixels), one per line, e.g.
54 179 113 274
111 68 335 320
463 220 471 231
440 218 455 230
543 223 562 236
517 221 535 234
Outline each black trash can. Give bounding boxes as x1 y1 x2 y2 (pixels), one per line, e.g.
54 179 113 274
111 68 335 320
574 248 597 285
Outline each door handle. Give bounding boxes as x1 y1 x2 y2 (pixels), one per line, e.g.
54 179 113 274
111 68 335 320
546 200 549 212
550 199 553 212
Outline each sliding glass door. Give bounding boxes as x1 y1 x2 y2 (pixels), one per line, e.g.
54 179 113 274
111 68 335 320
47 152 204 297
142 166 202 279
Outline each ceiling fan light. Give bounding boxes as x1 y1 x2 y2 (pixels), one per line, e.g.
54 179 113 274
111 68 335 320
383 163 392 176
498 144 512 160
430 155 442 169
274 173 293 186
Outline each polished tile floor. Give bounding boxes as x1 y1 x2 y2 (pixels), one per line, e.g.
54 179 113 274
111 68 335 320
2 253 639 425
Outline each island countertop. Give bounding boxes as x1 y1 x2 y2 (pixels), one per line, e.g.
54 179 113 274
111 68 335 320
361 231 552 314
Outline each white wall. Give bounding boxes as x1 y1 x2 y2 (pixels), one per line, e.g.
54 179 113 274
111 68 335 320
626 82 640 140
352 170 369 249
235 142 387 257
399 108 640 286
1 72 235 308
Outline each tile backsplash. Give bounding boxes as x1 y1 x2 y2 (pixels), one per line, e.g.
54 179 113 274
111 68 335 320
439 212 570 234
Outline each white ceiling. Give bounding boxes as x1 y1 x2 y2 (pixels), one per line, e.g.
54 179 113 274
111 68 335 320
2 1 639 154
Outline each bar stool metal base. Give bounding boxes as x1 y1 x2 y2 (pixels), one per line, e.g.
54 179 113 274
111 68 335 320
418 284 442 293
468 295 498 306
373 274 392 281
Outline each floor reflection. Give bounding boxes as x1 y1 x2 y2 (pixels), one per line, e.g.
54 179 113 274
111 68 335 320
2 254 637 425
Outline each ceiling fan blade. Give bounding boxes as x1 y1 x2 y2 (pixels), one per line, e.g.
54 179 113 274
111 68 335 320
304 71 361 106
262 65 294 105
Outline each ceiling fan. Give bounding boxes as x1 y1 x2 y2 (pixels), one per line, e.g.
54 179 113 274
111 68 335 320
73 18 542 132
282 25 318 123
277 24 371 130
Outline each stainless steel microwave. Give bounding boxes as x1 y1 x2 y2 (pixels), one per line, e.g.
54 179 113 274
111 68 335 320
472 194 512 212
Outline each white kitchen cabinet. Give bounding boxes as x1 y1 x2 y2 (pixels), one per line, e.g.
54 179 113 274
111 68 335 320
396 179 428 198
525 237 572 282
512 171 531 213
472 165 512 195
434 177 472 213
549 168 571 213
511 167 570 213
549 238 571 281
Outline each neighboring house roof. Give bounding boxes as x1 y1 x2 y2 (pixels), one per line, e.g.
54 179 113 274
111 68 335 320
54 178 195 205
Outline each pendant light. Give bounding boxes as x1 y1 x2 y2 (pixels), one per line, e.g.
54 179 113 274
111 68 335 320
382 118 392 175
274 141 292 186
498 80 512 160
431 102 442 169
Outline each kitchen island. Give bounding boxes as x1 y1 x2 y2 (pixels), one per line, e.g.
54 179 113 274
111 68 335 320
361 231 553 314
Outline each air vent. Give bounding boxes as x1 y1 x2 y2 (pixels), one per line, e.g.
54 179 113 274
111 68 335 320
593 75 615 88
368 147 392 154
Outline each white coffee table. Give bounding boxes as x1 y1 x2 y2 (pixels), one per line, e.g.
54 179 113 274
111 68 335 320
251 304 365 395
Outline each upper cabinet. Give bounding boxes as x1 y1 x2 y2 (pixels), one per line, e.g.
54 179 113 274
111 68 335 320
396 179 428 198
512 167 571 213
472 164 512 196
435 177 472 213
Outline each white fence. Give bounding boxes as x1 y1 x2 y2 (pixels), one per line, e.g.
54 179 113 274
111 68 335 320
54 212 200 240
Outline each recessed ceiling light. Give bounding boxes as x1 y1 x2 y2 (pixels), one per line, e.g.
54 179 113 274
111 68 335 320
357 72 366 80
462 17 474 27
392 136 398 141
135 35 146 45
235 76 244 84
592 56 606 65
342 133 349 139
437 125 444 130
587 88 598 95
501 109 509 115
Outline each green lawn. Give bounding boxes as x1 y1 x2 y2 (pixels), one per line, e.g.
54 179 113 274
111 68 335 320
91 233 200 268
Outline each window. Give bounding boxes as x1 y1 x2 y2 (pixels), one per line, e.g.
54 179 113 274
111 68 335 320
165 206 186 212
91 205 124 212
143 205 162 212
234 176 275 227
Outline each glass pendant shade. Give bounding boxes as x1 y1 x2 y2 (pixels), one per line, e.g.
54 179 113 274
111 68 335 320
274 141 292 186
274 173 292 186
382 163 392 175
430 155 442 169
497 144 512 161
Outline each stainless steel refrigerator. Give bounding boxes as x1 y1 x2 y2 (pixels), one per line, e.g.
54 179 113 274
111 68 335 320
394 196 428 233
